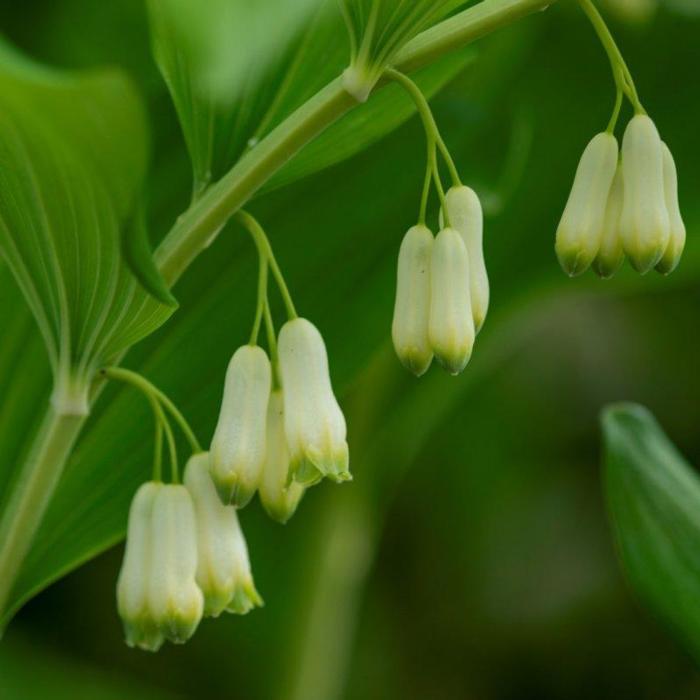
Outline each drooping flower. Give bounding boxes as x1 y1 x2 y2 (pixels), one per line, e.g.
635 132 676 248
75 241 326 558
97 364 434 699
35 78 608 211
392 224 434 376
258 390 305 523
210 345 271 507
428 227 474 375
619 114 670 273
117 482 164 652
117 482 203 651
442 185 489 332
148 484 204 643
555 132 619 276
184 453 262 616
655 142 685 275
593 164 625 279
278 318 350 485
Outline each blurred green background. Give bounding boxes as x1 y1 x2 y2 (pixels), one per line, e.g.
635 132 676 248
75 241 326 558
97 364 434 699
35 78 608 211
1 1 700 698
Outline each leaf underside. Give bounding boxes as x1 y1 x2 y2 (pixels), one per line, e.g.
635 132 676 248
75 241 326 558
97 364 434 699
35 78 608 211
603 403 700 662
0 39 172 395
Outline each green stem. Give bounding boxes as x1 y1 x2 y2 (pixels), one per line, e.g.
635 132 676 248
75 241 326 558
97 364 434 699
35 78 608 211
607 84 623 133
385 68 461 188
236 210 298 320
264 300 278 363
101 367 202 456
153 0 558 286
418 136 434 225
152 407 164 482
0 406 85 630
250 243 269 345
159 398 179 484
430 139 450 226
576 0 645 114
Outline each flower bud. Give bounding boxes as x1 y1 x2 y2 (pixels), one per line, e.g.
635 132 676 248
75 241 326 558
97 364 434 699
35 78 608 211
278 318 350 485
117 482 164 652
259 390 305 523
593 164 625 279
555 132 619 276
184 454 263 616
210 345 271 507
392 225 433 376
442 186 489 332
655 142 685 274
428 227 474 374
619 115 670 273
148 484 203 644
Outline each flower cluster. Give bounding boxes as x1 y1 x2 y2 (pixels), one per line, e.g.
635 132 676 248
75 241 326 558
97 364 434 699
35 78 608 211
115 212 349 651
554 0 685 279
393 186 489 377
117 459 260 652
387 70 489 378
211 317 350 510
556 115 684 278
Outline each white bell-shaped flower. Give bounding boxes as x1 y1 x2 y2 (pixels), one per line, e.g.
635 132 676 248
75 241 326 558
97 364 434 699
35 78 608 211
555 132 619 276
184 453 262 616
392 225 433 377
148 484 203 644
428 227 474 375
593 164 625 279
619 114 670 273
655 142 685 274
259 390 305 523
442 186 489 333
210 345 271 507
117 482 164 652
278 318 350 485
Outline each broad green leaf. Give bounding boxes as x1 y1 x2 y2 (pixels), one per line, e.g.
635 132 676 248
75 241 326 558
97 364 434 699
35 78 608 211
0 631 178 699
341 0 471 65
122 205 178 307
147 0 327 193
340 0 472 98
0 40 172 412
602 403 700 661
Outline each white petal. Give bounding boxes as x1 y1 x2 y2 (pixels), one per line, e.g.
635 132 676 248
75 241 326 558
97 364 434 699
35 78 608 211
619 115 670 273
117 482 163 651
443 186 489 332
259 390 305 523
656 142 685 274
556 132 618 276
148 484 203 644
392 225 433 376
429 227 474 375
593 163 625 279
184 454 262 616
210 345 271 507
278 318 350 485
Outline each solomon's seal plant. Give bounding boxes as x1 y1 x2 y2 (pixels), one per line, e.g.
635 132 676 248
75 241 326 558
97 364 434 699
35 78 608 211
555 0 685 278
0 0 689 652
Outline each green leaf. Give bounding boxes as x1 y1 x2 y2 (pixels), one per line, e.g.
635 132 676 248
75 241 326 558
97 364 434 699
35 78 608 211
340 0 471 99
147 0 328 193
602 402 700 661
122 205 178 308
0 40 172 411
0 631 179 700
